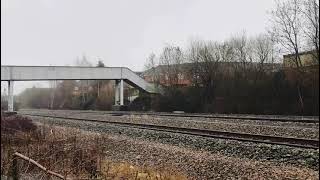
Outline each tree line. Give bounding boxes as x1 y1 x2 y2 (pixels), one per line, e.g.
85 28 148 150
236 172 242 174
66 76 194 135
140 0 319 115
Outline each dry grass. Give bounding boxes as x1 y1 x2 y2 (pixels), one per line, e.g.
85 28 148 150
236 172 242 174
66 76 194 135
1 114 36 133
1 114 186 179
99 161 186 180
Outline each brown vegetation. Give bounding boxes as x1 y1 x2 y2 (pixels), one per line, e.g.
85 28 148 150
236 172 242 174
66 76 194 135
0 115 186 179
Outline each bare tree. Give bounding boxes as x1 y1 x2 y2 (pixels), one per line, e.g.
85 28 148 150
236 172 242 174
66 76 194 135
75 55 93 67
144 53 157 70
269 0 306 112
212 41 236 84
52 80 76 109
159 45 184 86
74 55 93 104
217 41 234 63
229 32 253 80
252 34 275 81
301 0 319 61
144 53 160 85
96 60 105 97
187 39 222 104
269 0 304 68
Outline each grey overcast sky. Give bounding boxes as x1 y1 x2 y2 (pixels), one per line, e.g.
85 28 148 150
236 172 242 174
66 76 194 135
1 0 276 94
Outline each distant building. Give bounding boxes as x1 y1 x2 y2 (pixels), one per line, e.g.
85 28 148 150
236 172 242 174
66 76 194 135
283 50 318 68
141 63 192 86
282 50 319 83
141 62 281 87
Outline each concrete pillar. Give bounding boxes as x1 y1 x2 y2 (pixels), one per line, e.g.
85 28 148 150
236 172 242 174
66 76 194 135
120 79 124 105
115 80 120 105
8 81 14 112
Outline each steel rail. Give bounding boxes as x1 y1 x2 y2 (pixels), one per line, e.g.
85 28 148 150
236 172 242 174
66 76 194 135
71 111 320 123
118 112 319 123
18 110 320 123
21 113 319 149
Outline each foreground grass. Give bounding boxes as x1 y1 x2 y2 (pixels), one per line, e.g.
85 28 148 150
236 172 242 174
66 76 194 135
1 114 186 179
1 114 319 179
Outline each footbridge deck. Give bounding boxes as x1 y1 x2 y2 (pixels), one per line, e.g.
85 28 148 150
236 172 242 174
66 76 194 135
1 65 160 111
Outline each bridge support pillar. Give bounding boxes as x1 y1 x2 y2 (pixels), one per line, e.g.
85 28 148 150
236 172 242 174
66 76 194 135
115 80 120 105
8 81 14 112
114 79 124 106
120 79 124 105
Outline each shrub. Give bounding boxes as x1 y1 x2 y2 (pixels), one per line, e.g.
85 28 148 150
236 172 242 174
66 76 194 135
1 115 36 134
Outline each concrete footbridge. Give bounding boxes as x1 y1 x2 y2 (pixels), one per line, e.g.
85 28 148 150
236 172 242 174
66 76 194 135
1 65 160 111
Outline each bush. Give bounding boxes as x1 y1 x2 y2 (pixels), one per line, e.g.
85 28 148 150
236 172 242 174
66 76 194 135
1 114 36 133
151 88 193 112
128 94 152 111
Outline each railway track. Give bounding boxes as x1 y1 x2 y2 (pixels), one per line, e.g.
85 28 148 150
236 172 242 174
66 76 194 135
105 112 320 123
28 110 319 123
20 113 319 149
